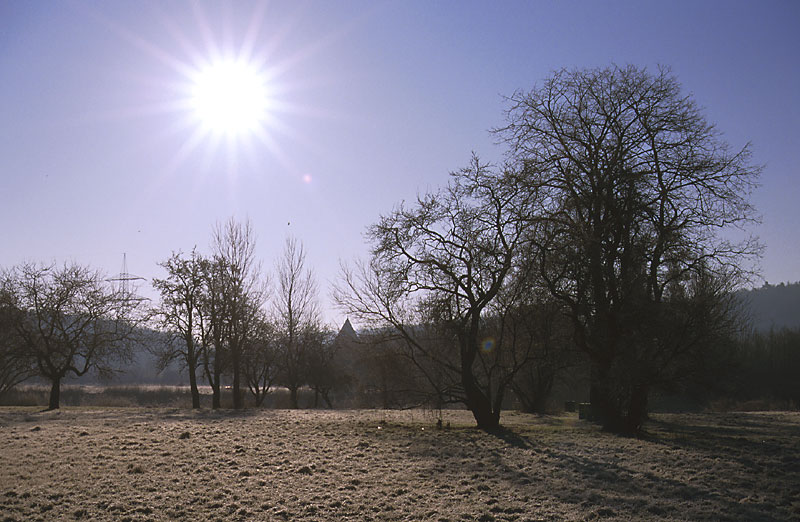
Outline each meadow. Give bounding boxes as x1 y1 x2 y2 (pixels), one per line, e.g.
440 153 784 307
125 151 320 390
1 406 798 521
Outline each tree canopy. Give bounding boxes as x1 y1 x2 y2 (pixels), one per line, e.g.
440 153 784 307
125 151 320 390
497 65 760 432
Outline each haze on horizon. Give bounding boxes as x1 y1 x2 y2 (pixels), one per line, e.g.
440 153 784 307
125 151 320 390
1 0 798 326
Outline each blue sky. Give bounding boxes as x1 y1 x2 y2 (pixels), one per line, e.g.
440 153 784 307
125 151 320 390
1 0 798 326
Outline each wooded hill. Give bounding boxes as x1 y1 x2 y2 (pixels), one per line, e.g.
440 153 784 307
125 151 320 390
739 281 800 332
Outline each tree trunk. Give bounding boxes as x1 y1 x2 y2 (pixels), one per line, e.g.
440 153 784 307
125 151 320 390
514 371 554 414
624 383 649 435
47 375 61 410
289 385 299 409
381 366 389 410
534 372 555 414
322 390 333 409
470 401 501 431
232 363 242 410
254 389 266 407
211 376 221 409
188 365 200 409
212 363 222 409
231 340 243 409
463 367 500 431
588 361 649 435
590 387 622 432
461 331 501 431
588 362 624 432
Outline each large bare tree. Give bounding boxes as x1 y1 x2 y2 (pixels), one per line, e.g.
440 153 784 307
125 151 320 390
1 262 145 410
152 249 208 409
497 65 760 433
210 218 266 409
198 256 228 409
335 158 537 430
273 237 321 409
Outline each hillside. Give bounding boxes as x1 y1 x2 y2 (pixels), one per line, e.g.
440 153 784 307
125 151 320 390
739 282 800 332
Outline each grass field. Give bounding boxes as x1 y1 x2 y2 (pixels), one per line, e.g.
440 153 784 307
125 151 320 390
0 408 797 521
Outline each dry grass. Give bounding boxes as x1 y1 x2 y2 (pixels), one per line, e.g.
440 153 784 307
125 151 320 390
0 408 797 521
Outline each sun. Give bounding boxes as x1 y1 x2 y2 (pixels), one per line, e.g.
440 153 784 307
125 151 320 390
190 59 271 137
91 0 337 179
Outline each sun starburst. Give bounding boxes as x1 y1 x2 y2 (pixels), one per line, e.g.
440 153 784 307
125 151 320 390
190 59 272 137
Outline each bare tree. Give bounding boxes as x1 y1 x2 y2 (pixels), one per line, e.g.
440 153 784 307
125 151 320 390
241 313 277 407
503 298 577 414
273 237 320 409
305 328 338 408
335 158 537 430
152 249 208 408
496 65 761 433
1 262 145 410
210 218 266 409
198 256 228 409
0 290 35 400
353 331 429 409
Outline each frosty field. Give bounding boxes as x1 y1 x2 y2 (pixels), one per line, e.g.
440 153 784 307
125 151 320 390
0 408 798 521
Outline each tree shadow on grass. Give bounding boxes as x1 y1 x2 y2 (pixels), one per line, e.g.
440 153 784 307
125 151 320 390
642 412 800 466
531 442 789 521
398 413 796 521
486 426 532 449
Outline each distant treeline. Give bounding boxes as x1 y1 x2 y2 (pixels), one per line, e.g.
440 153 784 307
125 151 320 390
728 326 800 408
739 281 800 332
3 282 799 413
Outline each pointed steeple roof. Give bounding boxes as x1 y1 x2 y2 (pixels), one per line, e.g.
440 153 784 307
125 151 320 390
336 318 358 343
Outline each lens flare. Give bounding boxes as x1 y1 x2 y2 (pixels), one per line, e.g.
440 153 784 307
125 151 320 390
481 337 495 353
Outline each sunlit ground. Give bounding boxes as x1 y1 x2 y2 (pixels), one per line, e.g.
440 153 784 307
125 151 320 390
1 408 797 521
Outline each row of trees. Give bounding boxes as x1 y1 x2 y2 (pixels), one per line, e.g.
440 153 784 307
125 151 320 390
0 219 337 411
335 65 760 433
152 220 333 410
732 326 800 407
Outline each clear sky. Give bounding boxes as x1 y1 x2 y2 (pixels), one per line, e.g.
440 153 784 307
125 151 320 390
1 0 798 326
